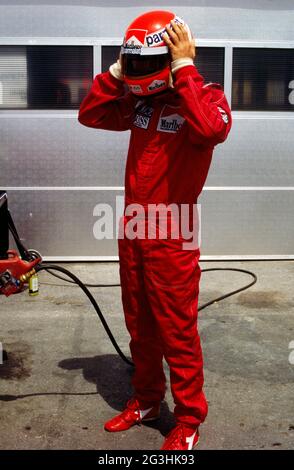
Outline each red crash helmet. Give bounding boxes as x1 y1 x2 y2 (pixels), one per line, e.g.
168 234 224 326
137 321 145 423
121 10 192 96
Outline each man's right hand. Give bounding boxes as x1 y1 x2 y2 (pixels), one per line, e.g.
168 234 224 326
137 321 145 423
109 54 124 81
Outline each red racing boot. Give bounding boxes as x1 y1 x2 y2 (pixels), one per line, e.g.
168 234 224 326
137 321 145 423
104 398 161 432
161 424 200 450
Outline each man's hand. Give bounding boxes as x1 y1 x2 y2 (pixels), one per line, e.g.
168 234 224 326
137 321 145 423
109 53 124 81
162 20 196 62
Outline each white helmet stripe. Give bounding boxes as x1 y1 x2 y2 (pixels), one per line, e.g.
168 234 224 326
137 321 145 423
121 45 169 56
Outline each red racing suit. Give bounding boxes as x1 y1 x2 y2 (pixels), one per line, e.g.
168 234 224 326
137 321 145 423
78 65 232 427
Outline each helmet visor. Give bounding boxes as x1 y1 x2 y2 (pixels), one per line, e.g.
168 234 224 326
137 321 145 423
121 52 170 77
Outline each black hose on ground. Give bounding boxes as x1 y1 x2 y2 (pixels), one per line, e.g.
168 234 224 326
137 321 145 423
37 263 257 368
36 264 133 367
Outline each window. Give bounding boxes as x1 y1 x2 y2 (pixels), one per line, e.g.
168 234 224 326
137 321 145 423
232 48 294 111
102 45 225 87
102 46 121 75
194 47 224 87
0 46 93 109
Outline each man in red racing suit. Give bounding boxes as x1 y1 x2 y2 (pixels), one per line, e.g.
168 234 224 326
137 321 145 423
78 13 232 450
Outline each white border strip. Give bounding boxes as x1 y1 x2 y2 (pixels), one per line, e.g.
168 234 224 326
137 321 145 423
1 111 294 119
204 187 294 191
0 186 124 191
231 112 294 119
1 38 293 48
42 255 294 262
1 187 294 191
0 112 78 118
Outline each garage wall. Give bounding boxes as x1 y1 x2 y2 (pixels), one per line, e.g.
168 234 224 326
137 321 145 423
0 0 293 259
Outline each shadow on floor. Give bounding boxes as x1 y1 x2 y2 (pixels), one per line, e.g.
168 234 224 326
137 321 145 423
58 354 175 435
0 353 175 436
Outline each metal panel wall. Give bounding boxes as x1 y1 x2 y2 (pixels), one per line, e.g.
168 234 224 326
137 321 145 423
0 1 293 41
5 189 125 260
0 1 294 259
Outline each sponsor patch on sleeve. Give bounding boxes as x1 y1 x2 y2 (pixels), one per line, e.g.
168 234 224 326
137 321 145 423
217 106 229 124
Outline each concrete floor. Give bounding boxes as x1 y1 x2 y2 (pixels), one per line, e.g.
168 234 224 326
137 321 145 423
0 260 294 450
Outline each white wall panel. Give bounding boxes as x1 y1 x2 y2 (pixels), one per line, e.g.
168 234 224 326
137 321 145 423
0 1 293 41
0 1 293 258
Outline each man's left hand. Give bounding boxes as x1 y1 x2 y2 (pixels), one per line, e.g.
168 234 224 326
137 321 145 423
162 20 196 62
